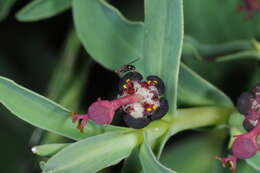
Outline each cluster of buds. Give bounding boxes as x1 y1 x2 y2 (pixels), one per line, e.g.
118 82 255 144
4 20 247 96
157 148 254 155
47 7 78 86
71 71 168 132
217 83 260 173
239 0 260 18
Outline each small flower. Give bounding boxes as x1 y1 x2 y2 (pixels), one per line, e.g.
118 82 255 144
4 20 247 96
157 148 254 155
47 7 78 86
118 72 168 128
72 71 169 132
237 83 260 122
217 83 260 173
217 120 260 173
243 119 257 132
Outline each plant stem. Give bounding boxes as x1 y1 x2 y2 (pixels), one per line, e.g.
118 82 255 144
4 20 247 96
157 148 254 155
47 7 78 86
143 106 235 148
168 106 235 135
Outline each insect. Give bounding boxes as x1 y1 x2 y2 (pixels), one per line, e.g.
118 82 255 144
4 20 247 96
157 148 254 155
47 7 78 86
115 58 139 76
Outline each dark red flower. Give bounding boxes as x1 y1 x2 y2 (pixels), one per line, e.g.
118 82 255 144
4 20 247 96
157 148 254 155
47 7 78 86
72 71 168 131
217 83 260 173
118 72 168 128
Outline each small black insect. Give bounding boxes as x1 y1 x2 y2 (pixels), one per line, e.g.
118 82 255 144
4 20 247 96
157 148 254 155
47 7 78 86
115 58 139 76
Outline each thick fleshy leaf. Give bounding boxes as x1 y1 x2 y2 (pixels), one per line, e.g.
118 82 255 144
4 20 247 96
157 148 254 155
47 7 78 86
32 143 69 157
72 0 144 71
121 147 142 173
178 63 233 107
72 0 231 108
42 132 139 173
16 0 72 22
0 76 126 140
143 0 183 114
160 130 227 173
0 0 17 21
246 152 260 171
139 134 176 173
183 36 256 61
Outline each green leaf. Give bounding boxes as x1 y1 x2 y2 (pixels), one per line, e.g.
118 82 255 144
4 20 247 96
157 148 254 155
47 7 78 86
184 0 260 43
16 0 72 22
178 63 233 107
42 132 139 173
0 76 127 140
160 130 227 173
139 134 176 173
72 0 231 108
32 143 69 157
153 130 171 159
121 147 142 173
238 160 259 173
143 0 183 114
246 153 260 171
182 36 255 61
0 0 17 21
214 50 260 62
72 0 144 71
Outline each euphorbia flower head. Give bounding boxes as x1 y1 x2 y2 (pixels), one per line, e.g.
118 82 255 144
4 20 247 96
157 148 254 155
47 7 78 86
217 83 260 173
118 72 168 128
237 83 260 125
72 71 168 132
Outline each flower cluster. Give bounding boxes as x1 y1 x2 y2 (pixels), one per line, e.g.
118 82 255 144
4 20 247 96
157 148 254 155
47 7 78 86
71 71 168 132
118 72 168 128
217 83 260 173
239 0 260 18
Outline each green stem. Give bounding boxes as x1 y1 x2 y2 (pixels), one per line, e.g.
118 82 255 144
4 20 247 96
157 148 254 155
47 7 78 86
143 106 235 148
168 106 235 135
183 36 257 61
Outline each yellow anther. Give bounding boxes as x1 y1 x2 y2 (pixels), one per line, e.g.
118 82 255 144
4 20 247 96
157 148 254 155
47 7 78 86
153 105 157 110
147 107 152 112
147 80 151 84
153 80 158 84
126 79 130 83
123 84 127 89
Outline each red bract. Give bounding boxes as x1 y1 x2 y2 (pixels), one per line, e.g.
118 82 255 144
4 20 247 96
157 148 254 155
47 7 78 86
72 94 142 132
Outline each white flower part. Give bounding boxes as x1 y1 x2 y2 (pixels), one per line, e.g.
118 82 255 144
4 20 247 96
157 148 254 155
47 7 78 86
121 81 160 119
124 103 144 118
252 100 260 111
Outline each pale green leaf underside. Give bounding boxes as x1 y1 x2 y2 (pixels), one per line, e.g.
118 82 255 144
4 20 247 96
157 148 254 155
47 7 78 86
32 143 69 157
73 0 144 71
178 63 233 107
0 76 126 140
16 0 72 22
143 0 183 114
72 0 231 109
139 135 177 173
43 132 138 173
246 152 260 171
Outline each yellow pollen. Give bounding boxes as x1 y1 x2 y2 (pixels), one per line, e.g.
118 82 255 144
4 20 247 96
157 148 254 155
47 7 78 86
153 105 157 109
147 107 152 112
123 84 127 89
126 79 130 83
147 80 151 84
153 80 158 84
